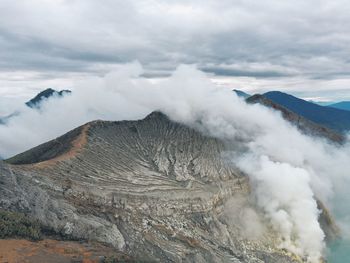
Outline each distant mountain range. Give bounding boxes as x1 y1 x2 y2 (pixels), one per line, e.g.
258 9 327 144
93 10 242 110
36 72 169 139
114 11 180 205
247 94 344 143
261 91 350 133
329 101 350 111
25 88 71 108
0 88 71 124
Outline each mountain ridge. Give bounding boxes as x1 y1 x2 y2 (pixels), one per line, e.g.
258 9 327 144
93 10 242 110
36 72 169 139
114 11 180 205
329 101 350 111
233 89 251 98
263 91 350 132
246 94 345 143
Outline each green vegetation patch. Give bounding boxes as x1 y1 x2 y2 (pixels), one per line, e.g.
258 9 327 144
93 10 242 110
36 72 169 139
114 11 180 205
0 209 42 240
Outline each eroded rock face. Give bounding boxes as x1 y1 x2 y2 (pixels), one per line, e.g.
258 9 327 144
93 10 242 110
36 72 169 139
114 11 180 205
1 112 304 262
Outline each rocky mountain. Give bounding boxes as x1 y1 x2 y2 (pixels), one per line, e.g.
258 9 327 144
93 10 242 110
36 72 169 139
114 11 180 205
25 88 71 109
263 91 350 133
0 111 337 262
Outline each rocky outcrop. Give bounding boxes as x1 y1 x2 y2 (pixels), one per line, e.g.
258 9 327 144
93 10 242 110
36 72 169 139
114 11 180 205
1 111 329 262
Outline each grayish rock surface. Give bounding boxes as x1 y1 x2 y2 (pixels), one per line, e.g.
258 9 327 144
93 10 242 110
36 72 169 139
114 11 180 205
1 112 306 262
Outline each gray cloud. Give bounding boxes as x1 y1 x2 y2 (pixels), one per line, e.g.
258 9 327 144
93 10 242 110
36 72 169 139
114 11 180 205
0 0 350 99
201 65 294 78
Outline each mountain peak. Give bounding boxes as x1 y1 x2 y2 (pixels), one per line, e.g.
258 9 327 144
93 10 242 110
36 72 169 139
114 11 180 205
144 111 170 121
233 89 250 98
25 88 71 108
5 111 171 166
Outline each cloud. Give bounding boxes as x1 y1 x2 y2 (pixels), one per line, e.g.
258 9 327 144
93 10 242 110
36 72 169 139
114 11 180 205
201 63 296 78
1 64 350 262
0 0 350 100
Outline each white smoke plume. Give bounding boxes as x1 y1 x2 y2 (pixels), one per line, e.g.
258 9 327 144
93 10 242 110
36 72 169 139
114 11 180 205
1 62 350 262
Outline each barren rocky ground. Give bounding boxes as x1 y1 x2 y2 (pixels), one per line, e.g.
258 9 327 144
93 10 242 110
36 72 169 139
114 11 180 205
0 112 336 262
0 239 131 263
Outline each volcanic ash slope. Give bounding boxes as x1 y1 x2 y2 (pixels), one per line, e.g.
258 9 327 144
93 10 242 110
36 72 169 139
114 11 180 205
1 112 330 262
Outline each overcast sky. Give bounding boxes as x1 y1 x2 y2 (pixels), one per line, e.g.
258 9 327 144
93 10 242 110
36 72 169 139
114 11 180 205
1 0 350 102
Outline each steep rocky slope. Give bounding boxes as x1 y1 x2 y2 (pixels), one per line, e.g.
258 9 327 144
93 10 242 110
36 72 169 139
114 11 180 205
0 112 333 262
247 94 345 144
263 91 350 133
